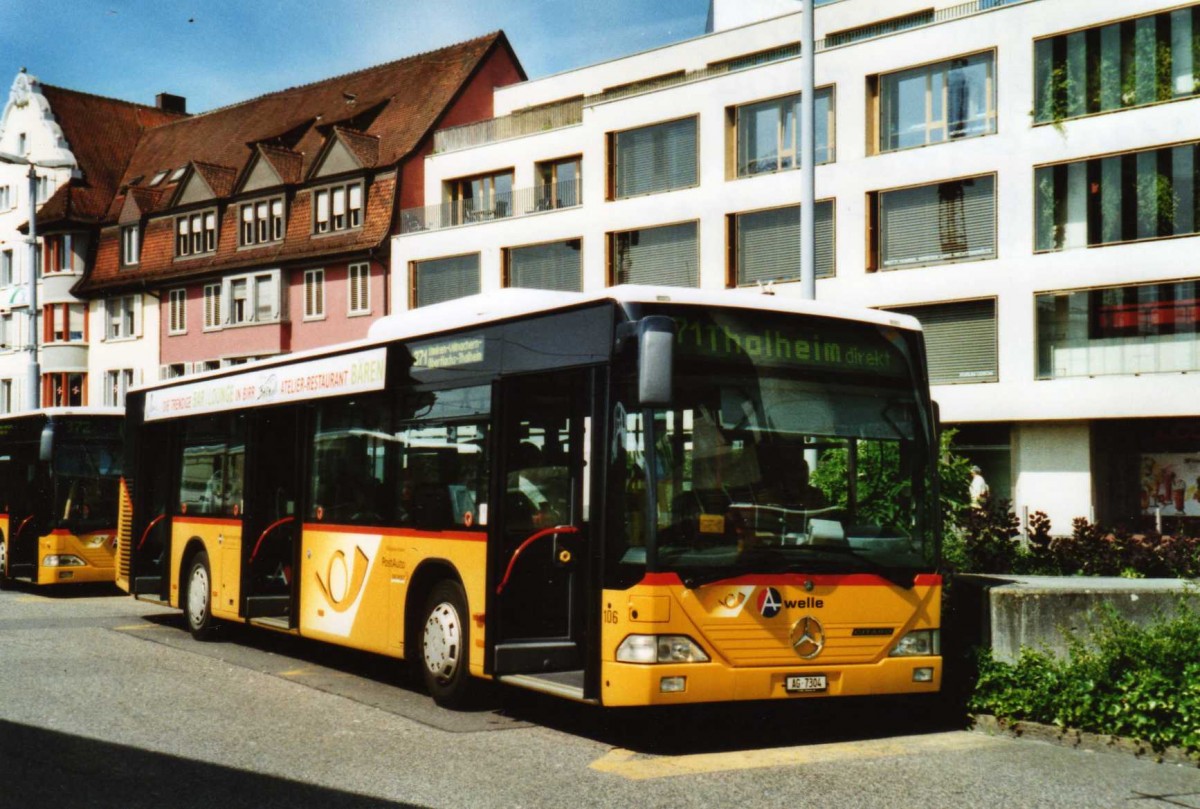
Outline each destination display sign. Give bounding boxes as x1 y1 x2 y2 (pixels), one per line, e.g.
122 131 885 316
665 309 911 379
144 348 387 422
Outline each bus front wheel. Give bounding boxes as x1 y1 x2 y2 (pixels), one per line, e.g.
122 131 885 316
184 551 216 640
418 580 475 708
0 535 10 590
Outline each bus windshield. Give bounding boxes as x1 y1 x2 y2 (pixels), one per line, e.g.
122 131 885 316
612 306 936 588
52 434 123 529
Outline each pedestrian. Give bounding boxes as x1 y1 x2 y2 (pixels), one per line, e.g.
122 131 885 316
969 465 990 509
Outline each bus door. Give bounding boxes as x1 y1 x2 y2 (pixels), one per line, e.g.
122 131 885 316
242 407 302 625
130 422 177 600
492 370 591 676
3 438 43 582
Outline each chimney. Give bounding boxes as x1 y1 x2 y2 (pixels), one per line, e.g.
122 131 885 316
156 93 187 115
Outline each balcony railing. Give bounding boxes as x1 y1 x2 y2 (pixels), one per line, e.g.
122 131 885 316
399 179 581 235
434 99 584 154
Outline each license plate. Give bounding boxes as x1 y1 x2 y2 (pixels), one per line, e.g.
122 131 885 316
785 675 827 693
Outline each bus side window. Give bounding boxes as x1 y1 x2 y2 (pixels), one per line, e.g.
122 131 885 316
396 421 488 531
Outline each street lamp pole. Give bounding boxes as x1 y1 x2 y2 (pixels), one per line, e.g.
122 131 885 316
800 0 816 301
24 161 38 410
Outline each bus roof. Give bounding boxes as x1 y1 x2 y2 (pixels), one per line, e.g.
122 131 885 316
0 406 124 422
366 286 923 343
133 285 922 396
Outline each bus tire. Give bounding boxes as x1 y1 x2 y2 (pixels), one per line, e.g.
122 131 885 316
184 550 216 640
418 579 475 708
0 535 10 590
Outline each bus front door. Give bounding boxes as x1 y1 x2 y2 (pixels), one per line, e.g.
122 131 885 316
242 408 302 626
492 371 591 678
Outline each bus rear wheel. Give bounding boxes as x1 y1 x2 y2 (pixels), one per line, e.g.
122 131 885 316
184 551 216 640
0 536 10 590
419 580 475 708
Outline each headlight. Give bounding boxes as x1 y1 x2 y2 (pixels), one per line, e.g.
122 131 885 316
890 629 940 657
616 634 710 664
43 555 86 567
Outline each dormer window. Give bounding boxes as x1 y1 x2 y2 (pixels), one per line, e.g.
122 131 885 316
149 170 169 187
240 197 285 246
121 225 140 266
175 209 217 257
313 181 363 234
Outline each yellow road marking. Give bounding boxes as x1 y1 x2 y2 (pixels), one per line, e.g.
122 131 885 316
113 623 174 631
590 732 1000 781
279 668 321 678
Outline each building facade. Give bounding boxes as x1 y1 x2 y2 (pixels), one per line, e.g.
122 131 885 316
391 0 1200 535
72 33 524 390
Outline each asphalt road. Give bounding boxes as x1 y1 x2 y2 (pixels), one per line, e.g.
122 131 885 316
1 583 1197 808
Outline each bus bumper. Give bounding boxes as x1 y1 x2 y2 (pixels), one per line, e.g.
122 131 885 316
599 655 941 707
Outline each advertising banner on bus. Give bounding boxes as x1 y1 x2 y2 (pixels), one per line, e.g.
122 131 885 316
143 348 387 422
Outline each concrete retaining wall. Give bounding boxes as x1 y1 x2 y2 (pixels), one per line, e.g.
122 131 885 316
953 574 1199 663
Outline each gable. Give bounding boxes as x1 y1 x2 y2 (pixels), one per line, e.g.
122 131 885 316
117 193 143 225
242 155 284 193
311 139 361 179
175 170 215 206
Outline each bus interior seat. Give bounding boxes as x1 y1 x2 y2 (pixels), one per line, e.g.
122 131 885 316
413 484 454 530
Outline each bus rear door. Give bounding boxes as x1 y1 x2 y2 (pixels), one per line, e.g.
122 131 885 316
242 408 303 627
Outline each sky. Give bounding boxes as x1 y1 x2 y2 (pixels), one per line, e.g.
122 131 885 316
0 0 713 113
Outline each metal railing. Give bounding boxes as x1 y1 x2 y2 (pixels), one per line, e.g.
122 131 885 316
430 0 1034 154
399 179 581 235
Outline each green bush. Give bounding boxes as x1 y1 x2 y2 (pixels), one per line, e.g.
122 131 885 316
970 604 1200 753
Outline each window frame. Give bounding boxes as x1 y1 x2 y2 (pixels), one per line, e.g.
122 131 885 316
608 115 700 200
607 220 700 287
220 269 282 327
239 196 285 247
312 180 364 235
410 253 481 309
304 268 326 321
168 289 188 335
731 87 835 178
869 173 998 271
121 224 140 267
104 294 140 341
728 200 837 286
444 169 515 224
175 208 218 258
348 262 371 316
503 237 584 292
872 49 997 155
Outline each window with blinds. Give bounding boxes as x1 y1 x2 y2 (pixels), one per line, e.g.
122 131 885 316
889 299 997 385
611 117 698 199
506 239 582 292
203 283 222 330
876 175 996 269
733 202 835 286
304 269 325 319
610 222 698 287
169 289 187 334
412 254 480 308
348 263 370 315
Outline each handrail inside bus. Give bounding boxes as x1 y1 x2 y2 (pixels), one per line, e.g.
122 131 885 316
14 514 34 542
249 516 296 564
495 525 580 595
137 513 168 551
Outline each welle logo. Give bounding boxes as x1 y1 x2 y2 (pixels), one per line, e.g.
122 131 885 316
757 586 825 618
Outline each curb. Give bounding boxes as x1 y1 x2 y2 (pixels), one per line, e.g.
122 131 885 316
973 714 1199 767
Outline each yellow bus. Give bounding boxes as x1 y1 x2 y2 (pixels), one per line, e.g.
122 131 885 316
117 287 942 707
0 408 125 588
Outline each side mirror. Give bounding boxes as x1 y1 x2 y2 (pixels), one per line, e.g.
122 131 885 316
637 316 675 408
39 423 54 463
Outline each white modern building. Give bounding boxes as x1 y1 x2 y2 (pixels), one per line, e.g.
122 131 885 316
391 0 1200 534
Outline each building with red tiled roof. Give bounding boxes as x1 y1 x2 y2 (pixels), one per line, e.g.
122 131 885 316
0 70 186 410
79 31 524 389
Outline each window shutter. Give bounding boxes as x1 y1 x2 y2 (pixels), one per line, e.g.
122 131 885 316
891 299 997 384
615 118 698 198
737 202 835 285
613 222 698 287
508 240 582 292
414 254 480 307
350 264 370 313
880 176 995 268
204 284 221 328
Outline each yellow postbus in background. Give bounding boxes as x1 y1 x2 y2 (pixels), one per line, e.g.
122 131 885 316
117 287 942 708
0 408 124 588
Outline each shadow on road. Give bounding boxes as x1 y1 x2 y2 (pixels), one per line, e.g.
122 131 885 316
0 720 417 809
119 608 975 755
2 580 125 599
